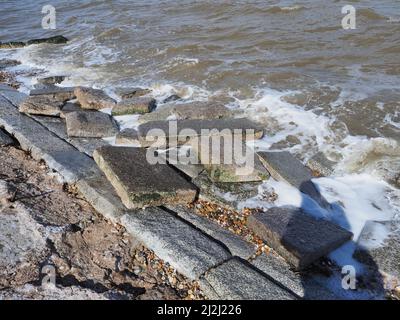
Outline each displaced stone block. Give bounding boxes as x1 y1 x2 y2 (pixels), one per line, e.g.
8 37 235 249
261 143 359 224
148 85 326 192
93 146 198 209
37 76 65 85
138 118 264 147
200 258 295 300
121 207 231 280
19 96 64 116
257 151 329 208
74 87 116 110
26 35 68 45
112 97 156 116
115 87 152 99
169 205 256 259
163 94 181 103
193 140 269 183
65 111 118 138
354 220 400 282
138 102 233 123
30 86 75 102
306 152 336 177
60 102 81 119
0 128 15 146
252 253 339 299
115 128 140 145
247 206 353 270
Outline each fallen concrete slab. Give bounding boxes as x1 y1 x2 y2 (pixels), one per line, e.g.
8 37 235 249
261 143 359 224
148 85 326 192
93 146 198 209
112 97 156 116
115 87 152 99
193 140 269 183
19 95 64 116
138 118 264 147
115 128 139 145
60 102 81 119
29 86 75 102
353 220 400 283
74 87 116 110
121 207 231 280
138 102 233 123
247 206 353 270
168 205 256 260
306 152 336 177
37 76 66 85
65 111 118 138
257 151 329 208
200 258 295 300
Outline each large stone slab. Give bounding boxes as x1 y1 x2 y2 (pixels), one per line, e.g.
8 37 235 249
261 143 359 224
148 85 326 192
121 208 231 280
138 118 264 147
200 258 295 300
257 151 329 208
19 95 64 116
168 205 256 260
74 87 116 110
30 115 109 157
0 86 27 106
112 97 156 116
138 102 233 123
0 95 98 183
251 253 339 299
29 86 75 102
0 128 15 146
37 76 66 85
353 220 400 282
93 146 198 209
193 140 269 183
115 128 140 145
115 87 152 99
0 42 26 49
247 206 353 270
65 111 118 138
60 102 81 118
306 152 336 177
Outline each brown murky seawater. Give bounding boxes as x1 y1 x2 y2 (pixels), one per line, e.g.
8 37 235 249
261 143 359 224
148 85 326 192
0 0 399 186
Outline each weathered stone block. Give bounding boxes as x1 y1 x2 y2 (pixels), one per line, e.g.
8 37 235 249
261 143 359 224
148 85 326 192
19 96 64 116
247 206 353 270
172 102 233 120
115 128 140 145
93 146 198 209
37 76 65 85
112 97 156 116
115 87 152 99
121 208 231 280
193 140 269 183
306 152 336 177
257 151 329 208
354 220 400 282
60 102 81 119
30 86 75 102
138 118 264 147
169 205 256 259
74 87 116 110
200 258 295 300
65 111 118 138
